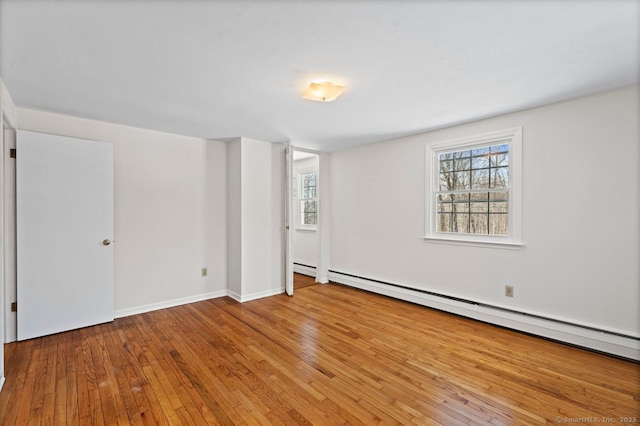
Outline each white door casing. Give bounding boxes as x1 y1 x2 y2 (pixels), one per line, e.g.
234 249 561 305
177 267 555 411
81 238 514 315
284 145 294 296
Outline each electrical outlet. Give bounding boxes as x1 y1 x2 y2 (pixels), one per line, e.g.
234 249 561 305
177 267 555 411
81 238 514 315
505 285 514 297
202 267 208 277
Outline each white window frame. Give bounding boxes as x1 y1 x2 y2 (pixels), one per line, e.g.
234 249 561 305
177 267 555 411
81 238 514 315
297 167 318 231
425 127 523 249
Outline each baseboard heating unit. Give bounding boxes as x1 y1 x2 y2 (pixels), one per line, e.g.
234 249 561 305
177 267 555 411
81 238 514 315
293 263 316 277
327 270 639 361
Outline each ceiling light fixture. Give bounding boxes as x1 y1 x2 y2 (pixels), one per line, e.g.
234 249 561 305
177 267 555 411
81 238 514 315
302 81 345 102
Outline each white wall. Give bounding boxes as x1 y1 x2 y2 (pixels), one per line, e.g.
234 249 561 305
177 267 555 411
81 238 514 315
330 85 639 337
226 138 242 297
293 156 319 269
227 137 285 301
241 138 276 297
16 108 228 318
205 136 228 299
316 151 331 283
270 143 285 293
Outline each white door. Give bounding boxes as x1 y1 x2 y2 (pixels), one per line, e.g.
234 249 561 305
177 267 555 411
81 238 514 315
17 130 114 340
284 146 294 296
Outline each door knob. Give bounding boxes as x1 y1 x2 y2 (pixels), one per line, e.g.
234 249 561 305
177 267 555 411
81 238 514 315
103 239 111 246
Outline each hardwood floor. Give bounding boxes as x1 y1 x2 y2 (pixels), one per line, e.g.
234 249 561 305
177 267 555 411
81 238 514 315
1 283 638 425
294 272 317 289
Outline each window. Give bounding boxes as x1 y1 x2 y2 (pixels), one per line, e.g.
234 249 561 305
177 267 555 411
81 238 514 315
425 128 523 247
299 171 317 229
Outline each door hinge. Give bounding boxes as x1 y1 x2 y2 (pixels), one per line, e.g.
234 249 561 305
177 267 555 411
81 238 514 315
10 302 17 312
10 148 16 159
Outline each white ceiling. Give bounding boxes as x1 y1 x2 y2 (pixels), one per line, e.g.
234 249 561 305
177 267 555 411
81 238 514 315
1 0 638 152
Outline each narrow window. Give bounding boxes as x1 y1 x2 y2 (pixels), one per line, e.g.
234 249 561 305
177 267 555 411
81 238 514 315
300 171 317 228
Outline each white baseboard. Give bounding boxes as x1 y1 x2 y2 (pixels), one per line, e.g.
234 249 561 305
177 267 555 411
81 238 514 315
227 290 241 302
328 271 640 361
71 286 286 320
293 264 316 277
316 275 329 284
114 290 228 318
228 287 285 303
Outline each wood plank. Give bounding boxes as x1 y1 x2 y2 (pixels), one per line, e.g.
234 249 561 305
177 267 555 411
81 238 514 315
0 338 33 423
1 282 638 425
15 338 45 425
293 273 316 289
40 335 59 426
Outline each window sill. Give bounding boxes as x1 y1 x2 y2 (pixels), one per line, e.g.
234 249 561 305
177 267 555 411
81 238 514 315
423 235 524 250
296 227 317 232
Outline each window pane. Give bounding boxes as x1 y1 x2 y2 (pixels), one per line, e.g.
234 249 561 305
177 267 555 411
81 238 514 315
453 149 471 171
491 167 509 188
437 200 452 213
470 192 489 202
302 173 317 200
490 153 509 167
472 155 490 169
439 152 453 161
302 197 317 225
471 169 489 189
303 212 317 225
453 214 469 233
470 214 488 234
453 193 469 212
437 190 507 236
303 200 316 213
303 187 316 198
489 214 508 235
437 213 452 232
454 201 469 213
489 191 508 202
492 143 509 153
439 159 453 172
471 146 489 156
489 190 508 213
303 173 316 187
489 202 508 213
439 172 453 191
453 171 470 190
470 202 488 212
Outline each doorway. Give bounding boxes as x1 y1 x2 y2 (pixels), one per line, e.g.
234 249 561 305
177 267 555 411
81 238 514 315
285 147 330 295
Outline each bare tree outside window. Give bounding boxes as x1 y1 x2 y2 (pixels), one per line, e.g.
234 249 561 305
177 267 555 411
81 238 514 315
436 143 509 235
301 172 317 226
